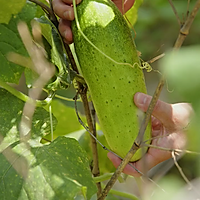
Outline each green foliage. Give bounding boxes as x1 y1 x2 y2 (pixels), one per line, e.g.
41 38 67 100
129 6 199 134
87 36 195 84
0 88 57 140
0 0 200 199
71 130 116 174
44 99 83 140
0 3 36 83
0 137 97 200
0 0 26 24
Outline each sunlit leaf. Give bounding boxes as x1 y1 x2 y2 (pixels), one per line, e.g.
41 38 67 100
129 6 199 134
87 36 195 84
42 99 84 142
0 3 36 83
0 0 26 24
36 16 72 90
0 137 97 199
0 88 57 145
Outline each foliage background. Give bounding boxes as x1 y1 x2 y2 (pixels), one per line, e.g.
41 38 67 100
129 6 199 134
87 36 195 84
0 0 200 199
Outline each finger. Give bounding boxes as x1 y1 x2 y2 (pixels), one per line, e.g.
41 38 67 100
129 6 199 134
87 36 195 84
59 19 73 44
112 0 135 14
107 152 141 177
134 92 175 129
171 103 194 130
134 93 193 130
53 0 74 20
60 0 82 4
124 0 135 13
151 116 163 137
107 146 172 177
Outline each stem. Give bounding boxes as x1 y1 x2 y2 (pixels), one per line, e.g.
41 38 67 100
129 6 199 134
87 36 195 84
78 85 102 197
0 80 49 107
103 185 139 200
93 173 114 183
29 0 58 27
174 0 200 49
168 0 181 26
29 0 51 13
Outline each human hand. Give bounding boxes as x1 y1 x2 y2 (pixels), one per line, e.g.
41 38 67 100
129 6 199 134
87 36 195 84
52 0 135 44
108 92 193 177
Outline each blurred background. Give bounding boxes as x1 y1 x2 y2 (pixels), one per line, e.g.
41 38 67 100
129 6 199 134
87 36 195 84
13 0 200 199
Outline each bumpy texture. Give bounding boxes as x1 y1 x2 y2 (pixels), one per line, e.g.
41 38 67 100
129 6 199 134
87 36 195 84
72 0 151 161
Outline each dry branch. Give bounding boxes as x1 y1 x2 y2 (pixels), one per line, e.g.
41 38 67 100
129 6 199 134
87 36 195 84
174 0 200 49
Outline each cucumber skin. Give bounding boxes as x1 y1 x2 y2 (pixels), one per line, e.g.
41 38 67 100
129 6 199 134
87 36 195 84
72 0 151 161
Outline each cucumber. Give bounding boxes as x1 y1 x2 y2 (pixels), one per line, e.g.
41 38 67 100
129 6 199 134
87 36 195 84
72 0 151 161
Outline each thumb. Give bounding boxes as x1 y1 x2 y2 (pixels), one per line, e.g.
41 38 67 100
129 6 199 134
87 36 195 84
134 92 173 128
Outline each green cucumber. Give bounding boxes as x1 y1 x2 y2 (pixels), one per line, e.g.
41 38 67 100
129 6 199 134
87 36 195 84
72 0 151 161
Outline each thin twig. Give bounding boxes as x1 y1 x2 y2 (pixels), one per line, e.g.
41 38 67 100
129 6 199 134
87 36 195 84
172 150 192 186
29 0 51 14
187 0 191 18
91 102 102 196
29 0 58 27
144 143 200 156
76 85 102 197
174 0 200 49
168 0 181 26
172 151 200 198
91 103 101 183
148 53 165 64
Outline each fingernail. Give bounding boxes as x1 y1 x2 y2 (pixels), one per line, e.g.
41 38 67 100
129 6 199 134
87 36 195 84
135 93 147 106
64 10 72 20
63 30 68 39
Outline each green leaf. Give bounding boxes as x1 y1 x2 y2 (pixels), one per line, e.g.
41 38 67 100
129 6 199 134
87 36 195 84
0 0 26 24
0 150 28 200
0 3 36 83
37 16 72 90
43 99 84 141
0 137 97 200
77 131 116 175
0 88 57 143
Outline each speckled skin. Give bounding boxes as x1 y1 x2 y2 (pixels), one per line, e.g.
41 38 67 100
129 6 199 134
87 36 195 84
72 0 151 161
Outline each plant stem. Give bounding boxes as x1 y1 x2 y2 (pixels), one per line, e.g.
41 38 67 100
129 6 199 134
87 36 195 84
174 0 200 49
78 84 102 197
93 173 114 183
29 0 58 27
0 80 49 107
168 0 181 26
101 183 139 200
